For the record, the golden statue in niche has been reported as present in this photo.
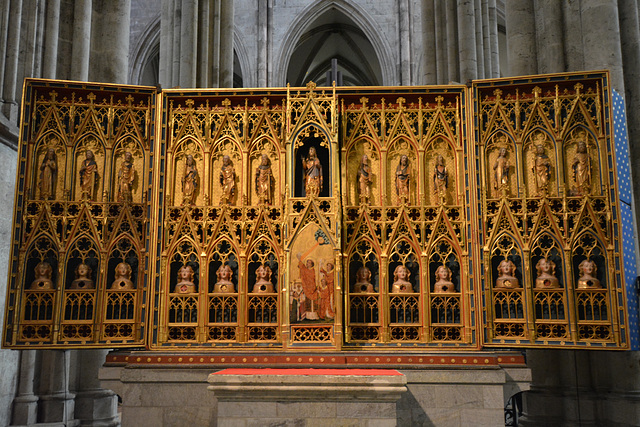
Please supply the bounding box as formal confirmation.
[213,264,235,293]
[534,258,560,289]
[395,154,411,203]
[493,147,510,195]
[433,265,455,293]
[79,150,98,200]
[577,259,602,289]
[255,154,274,204]
[494,259,519,289]
[303,146,323,197]
[39,148,57,200]
[433,155,448,202]
[174,265,196,293]
[116,151,136,203]
[532,141,551,196]
[571,139,591,196]
[391,265,413,293]
[69,263,95,289]
[219,155,236,205]
[356,155,372,204]
[30,262,55,290]
[252,264,274,293]
[181,154,198,205]
[111,262,135,290]
[354,266,374,293]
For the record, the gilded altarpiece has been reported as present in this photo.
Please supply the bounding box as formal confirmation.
[3,72,631,350]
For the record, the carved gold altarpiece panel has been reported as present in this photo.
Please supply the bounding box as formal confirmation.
[2,72,631,350]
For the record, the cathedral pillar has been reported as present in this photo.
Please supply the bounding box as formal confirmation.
[38,350,75,423]
[257,0,268,87]
[180,0,198,88]
[11,350,38,425]
[159,0,174,87]
[90,0,131,84]
[457,0,477,81]
[433,0,447,84]
[219,0,234,88]
[41,0,60,79]
[70,0,92,81]
[420,0,437,85]
[474,0,485,78]
[504,0,537,76]
[74,349,118,426]
[533,0,564,74]
[197,0,211,87]
[487,0,499,77]
[1,0,23,122]
[399,0,411,85]
[444,0,458,83]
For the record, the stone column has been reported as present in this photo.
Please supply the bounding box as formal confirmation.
[434,0,447,84]
[257,0,268,87]
[474,0,485,78]
[421,0,437,84]
[209,0,221,87]
[399,0,411,85]
[457,0,477,82]
[488,0,499,77]
[74,349,118,426]
[179,0,197,88]
[481,0,491,77]
[11,350,38,425]
[41,0,60,79]
[562,1,584,71]
[159,0,174,87]
[1,0,23,122]
[219,0,234,88]
[505,0,537,76]
[445,0,458,82]
[90,0,131,84]
[38,350,75,423]
[0,0,11,92]
[197,0,210,88]
[70,0,91,81]
[534,0,564,74]
[172,0,182,87]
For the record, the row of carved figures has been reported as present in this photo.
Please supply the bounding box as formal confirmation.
[173,264,274,294]
[29,261,135,290]
[494,258,602,289]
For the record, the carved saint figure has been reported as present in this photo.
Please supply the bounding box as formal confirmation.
[116,151,136,203]
[318,260,335,319]
[493,147,509,193]
[534,258,560,289]
[494,259,519,289]
[354,266,374,293]
[395,155,410,203]
[577,259,602,289]
[391,265,413,293]
[39,148,57,200]
[356,155,372,203]
[181,155,198,205]
[174,265,196,293]
[303,146,323,197]
[252,264,274,293]
[255,154,274,204]
[69,263,95,289]
[532,144,551,196]
[111,262,135,290]
[571,140,591,196]
[434,265,455,293]
[297,253,319,320]
[433,155,448,198]
[219,155,236,205]
[30,261,55,290]
[79,150,98,200]
[213,264,235,293]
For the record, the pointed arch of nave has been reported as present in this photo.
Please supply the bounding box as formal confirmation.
[129,14,161,86]
[274,0,394,86]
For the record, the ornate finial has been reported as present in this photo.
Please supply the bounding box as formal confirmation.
[261,97,270,108]
[185,99,195,108]
[222,98,232,108]
[532,86,542,98]
[397,97,406,108]
[435,95,444,106]
[360,97,368,108]
[126,95,134,105]
[306,81,317,91]
[493,89,502,100]
[49,91,58,102]
[87,92,96,103]
[574,82,583,95]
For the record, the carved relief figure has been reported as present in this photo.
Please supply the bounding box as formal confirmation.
[252,264,274,293]
[534,258,560,289]
[391,265,413,293]
[356,155,372,203]
[296,253,319,320]
[69,263,95,289]
[219,155,236,205]
[571,140,591,196]
[318,260,335,320]
[79,150,98,200]
[433,155,448,199]
[433,265,455,293]
[395,155,410,203]
[116,151,136,203]
[181,154,198,205]
[111,262,135,290]
[354,266,374,293]
[255,154,274,204]
[532,144,551,195]
[577,259,602,289]
[493,147,509,194]
[213,264,235,293]
[303,146,323,197]
[494,259,519,288]
[30,261,55,290]
[39,148,57,200]
[174,265,196,293]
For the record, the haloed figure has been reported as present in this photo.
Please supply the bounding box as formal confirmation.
[395,155,410,203]
[303,147,323,197]
[357,155,372,203]
[255,154,274,204]
[182,155,198,205]
[40,148,57,200]
[79,150,98,200]
[117,151,136,203]
[220,155,236,205]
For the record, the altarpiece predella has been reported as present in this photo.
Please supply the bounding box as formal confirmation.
[2,72,633,351]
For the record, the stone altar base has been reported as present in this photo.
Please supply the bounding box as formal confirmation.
[99,351,530,427]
